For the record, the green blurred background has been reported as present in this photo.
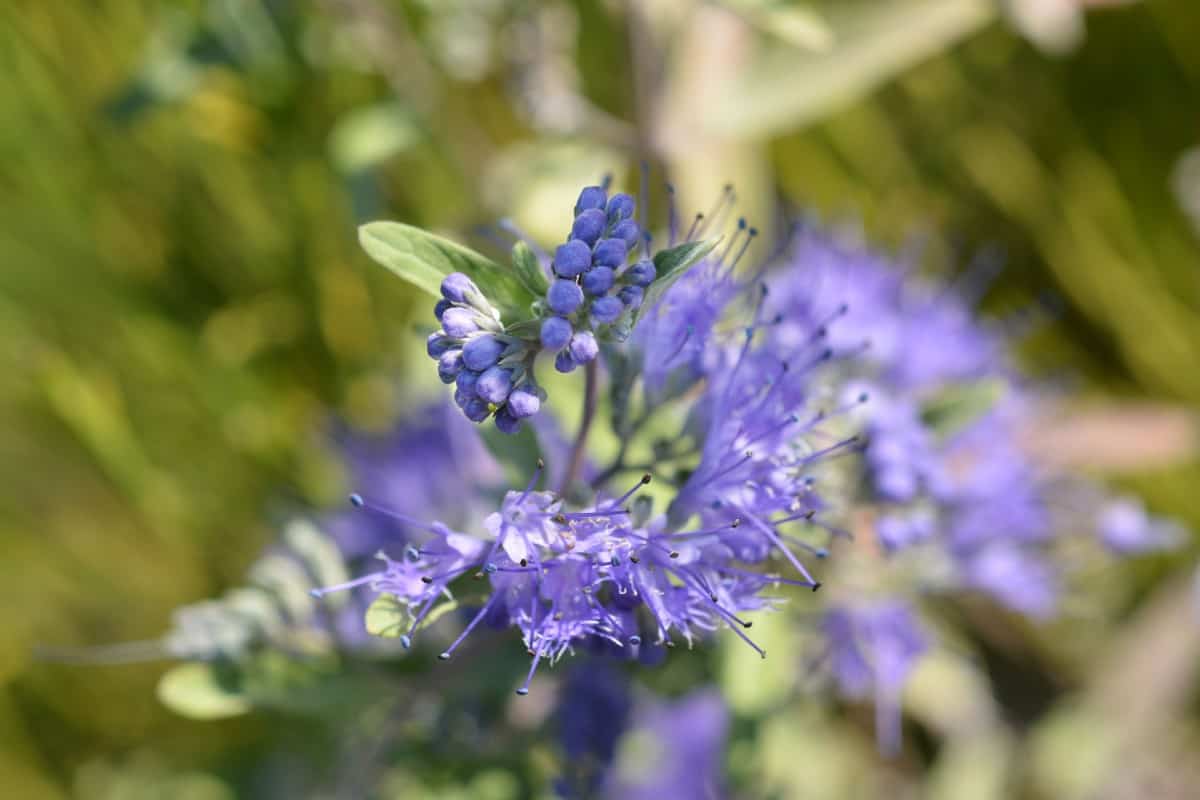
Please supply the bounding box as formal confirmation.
[2,0,1199,797]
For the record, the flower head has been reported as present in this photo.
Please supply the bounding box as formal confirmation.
[821,600,927,755]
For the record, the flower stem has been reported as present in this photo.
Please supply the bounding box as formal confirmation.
[560,359,598,494]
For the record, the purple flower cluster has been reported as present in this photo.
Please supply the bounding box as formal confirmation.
[603,688,729,800]
[315,450,831,689]
[322,183,1188,770]
[765,225,1179,619]
[552,663,729,799]
[427,273,544,433]
[327,401,501,560]
[821,600,927,756]
[633,255,741,401]
[541,186,656,372]
[666,288,867,590]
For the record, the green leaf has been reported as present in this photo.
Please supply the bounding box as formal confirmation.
[365,593,475,639]
[511,241,549,296]
[364,592,410,638]
[921,377,1006,438]
[358,222,534,320]
[157,663,252,720]
[329,103,420,175]
[635,237,721,324]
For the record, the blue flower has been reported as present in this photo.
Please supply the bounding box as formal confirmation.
[426,273,545,433]
[535,185,651,369]
[821,600,927,755]
[554,660,632,799]
[605,689,728,800]
[548,279,585,315]
[1096,497,1182,555]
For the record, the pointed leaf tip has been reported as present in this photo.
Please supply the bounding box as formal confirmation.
[358,221,535,319]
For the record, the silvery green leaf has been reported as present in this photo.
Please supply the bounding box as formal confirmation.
[634,237,721,325]
[364,593,410,638]
[282,519,350,608]
[364,593,472,639]
[358,222,535,320]
[157,663,251,720]
[248,553,315,623]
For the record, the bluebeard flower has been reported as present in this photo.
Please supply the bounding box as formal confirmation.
[958,539,1060,619]
[766,224,1001,392]
[821,600,927,756]
[605,688,729,800]
[314,450,820,686]
[534,185,655,370]
[1096,497,1183,555]
[554,660,633,799]
[327,401,501,560]
[667,297,866,591]
[762,227,1082,617]
[426,273,547,433]
[633,255,740,401]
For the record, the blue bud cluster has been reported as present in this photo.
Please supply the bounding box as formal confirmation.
[427,273,544,433]
[540,186,658,373]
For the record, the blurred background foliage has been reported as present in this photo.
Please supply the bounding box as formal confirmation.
[1,0,1198,797]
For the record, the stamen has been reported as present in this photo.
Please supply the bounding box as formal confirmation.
[666,183,679,246]
[801,435,862,465]
[661,324,695,368]
[741,512,817,584]
[518,459,545,503]
[730,226,759,272]
[717,218,748,267]
[516,644,545,695]
[607,473,652,509]
[309,573,377,599]
[438,595,499,660]
[348,493,441,534]
[695,184,735,239]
